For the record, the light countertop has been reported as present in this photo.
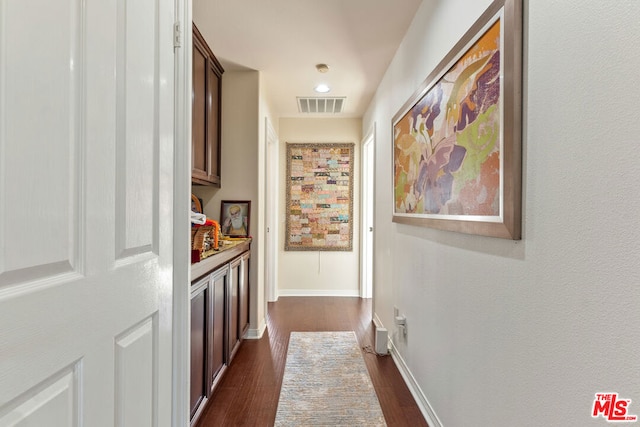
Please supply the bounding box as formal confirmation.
[190,238,251,282]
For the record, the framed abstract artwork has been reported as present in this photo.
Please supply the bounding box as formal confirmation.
[392,0,523,239]
[285,143,354,251]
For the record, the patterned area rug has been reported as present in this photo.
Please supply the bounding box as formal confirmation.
[275,331,387,426]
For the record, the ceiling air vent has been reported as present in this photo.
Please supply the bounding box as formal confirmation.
[297,97,345,114]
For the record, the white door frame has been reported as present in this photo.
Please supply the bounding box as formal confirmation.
[172,0,192,425]
[265,118,279,302]
[360,124,376,299]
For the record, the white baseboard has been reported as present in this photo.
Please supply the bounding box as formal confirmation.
[244,319,266,340]
[373,312,443,427]
[277,289,360,297]
[388,339,443,427]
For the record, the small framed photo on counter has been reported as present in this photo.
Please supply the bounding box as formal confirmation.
[220,200,251,237]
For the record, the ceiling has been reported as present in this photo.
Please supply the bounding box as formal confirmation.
[192,0,424,119]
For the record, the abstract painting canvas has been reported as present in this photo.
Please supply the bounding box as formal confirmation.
[392,0,522,239]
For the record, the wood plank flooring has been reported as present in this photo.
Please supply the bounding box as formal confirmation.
[194,296,428,427]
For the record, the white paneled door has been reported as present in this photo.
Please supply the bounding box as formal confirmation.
[0,0,176,426]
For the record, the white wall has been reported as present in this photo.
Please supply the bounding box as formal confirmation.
[364,0,640,426]
[278,118,362,296]
[192,71,266,336]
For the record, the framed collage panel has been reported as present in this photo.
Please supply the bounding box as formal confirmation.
[285,143,354,251]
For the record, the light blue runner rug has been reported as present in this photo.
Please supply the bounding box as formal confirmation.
[274,331,387,426]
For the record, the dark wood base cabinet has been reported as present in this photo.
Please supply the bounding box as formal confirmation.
[239,252,250,339]
[189,283,208,420]
[208,267,227,392]
[189,244,250,425]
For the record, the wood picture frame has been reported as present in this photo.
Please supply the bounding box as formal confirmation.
[220,200,251,237]
[392,0,522,239]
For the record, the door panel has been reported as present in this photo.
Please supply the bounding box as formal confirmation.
[0,0,82,286]
[190,279,208,418]
[240,252,250,335]
[206,62,220,179]
[210,267,227,388]
[0,0,175,425]
[0,365,79,426]
[192,39,207,177]
[115,316,156,427]
[115,0,159,258]
[228,258,240,361]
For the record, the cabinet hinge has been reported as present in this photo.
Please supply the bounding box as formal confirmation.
[173,21,182,48]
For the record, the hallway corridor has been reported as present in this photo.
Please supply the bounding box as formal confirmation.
[194,297,428,426]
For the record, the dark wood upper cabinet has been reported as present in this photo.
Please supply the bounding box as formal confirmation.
[192,23,223,186]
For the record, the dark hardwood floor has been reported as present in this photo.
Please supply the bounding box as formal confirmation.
[194,296,428,426]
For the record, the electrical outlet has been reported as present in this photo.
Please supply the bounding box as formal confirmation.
[394,313,407,337]
[393,306,399,317]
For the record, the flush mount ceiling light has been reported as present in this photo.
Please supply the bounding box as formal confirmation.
[315,63,330,73]
[314,84,330,93]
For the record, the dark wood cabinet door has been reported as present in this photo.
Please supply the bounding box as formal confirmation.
[192,36,208,182]
[228,258,241,362]
[239,252,250,336]
[209,266,227,394]
[190,279,209,420]
[207,61,221,182]
[192,23,223,186]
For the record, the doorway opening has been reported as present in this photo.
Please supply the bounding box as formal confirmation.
[361,125,375,298]
[265,118,279,302]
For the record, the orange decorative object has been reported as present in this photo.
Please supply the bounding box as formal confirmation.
[210,220,220,250]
